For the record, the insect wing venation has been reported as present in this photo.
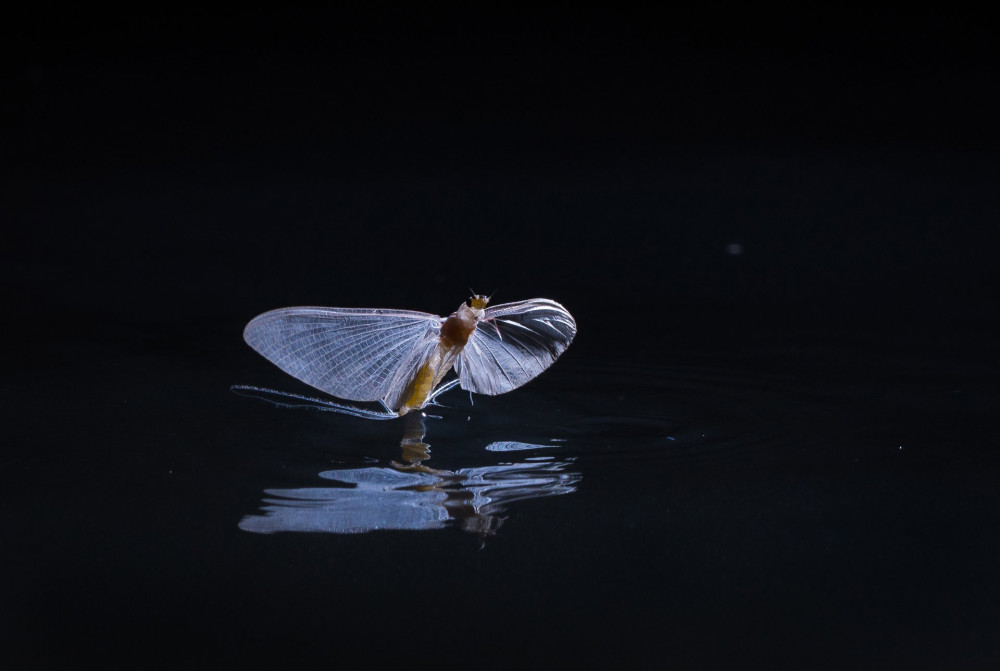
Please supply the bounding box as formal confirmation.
[457,299,576,396]
[243,307,442,402]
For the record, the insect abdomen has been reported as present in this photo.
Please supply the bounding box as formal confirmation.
[398,362,437,415]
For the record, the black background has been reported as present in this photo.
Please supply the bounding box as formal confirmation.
[4,7,997,349]
[3,7,999,669]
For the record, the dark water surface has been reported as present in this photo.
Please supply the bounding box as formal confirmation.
[5,322,998,668]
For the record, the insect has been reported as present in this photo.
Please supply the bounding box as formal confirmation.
[239,295,576,419]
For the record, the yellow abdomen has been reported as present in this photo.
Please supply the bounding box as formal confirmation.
[398,362,437,416]
[396,312,477,416]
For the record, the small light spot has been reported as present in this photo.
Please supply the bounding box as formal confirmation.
[726,243,744,256]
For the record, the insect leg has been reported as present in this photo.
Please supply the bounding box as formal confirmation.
[484,317,503,340]
[426,378,461,405]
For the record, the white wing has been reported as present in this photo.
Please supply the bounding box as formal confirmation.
[456,299,576,396]
[243,307,442,405]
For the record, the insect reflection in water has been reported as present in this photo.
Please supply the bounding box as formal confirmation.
[238,413,582,542]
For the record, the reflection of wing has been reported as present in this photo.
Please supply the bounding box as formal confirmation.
[244,307,441,403]
[238,461,581,535]
[457,299,576,396]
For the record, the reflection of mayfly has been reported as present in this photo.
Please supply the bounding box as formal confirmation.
[238,295,576,419]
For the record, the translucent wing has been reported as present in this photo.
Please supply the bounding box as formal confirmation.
[243,307,442,404]
[456,299,576,396]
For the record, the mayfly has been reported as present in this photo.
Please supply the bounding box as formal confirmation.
[237,295,576,419]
